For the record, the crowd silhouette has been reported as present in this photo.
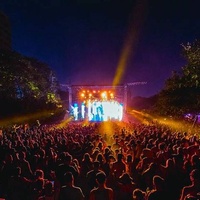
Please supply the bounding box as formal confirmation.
[0,120,200,200]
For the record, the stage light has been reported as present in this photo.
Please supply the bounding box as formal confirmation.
[69,85,125,122]
[101,92,106,99]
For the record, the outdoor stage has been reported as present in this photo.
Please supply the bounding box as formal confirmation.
[62,84,127,122]
[60,82,147,122]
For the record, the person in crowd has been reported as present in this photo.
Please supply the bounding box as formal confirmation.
[95,152,106,170]
[125,154,134,176]
[0,153,15,197]
[30,169,46,200]
[111,153,126,179]
[115,172,136,200]
[89,171,113,200]
[58,172,84,200]
[159,158,179,199]
[190,154,200,171]
[7,166,32,200]
[180,169,200,200]
[80,153,93,177]
[86,160,104,198]
[156,142,168,165]
[17,151,33,179]
[55,152,79,186]
[146,175,169,200]
[132,188,146,200]
[91,148,100,161]
[38,181,58,200]
[103,147,113,163]
[139,162,159,191]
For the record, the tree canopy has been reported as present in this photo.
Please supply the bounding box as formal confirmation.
[154,39,200,117]
[0,50,62,118]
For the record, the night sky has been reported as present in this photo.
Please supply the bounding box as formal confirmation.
[0,0,199,97]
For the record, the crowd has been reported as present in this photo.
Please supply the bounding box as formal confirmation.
[0,119,200,200]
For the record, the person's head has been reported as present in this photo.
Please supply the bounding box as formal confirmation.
[98,142,103,150]
[132,188,146,200]
[96,153,104,163]
[191,154,200,166]
[92,148,100,156]
[118,173,133,185]
[158,142,165,151]
[64,172,74,185]
[153,175,165,190]
[190,169,200,183]
[13,166,21,176]
[73,158,79,167]
[83,153,91,162]
[166,158,174,168]
[44,181,54,195]
[5,153,13,163]
[127,154,132,163]
[18,151,26,160]
[104,147,110,154]
[185,194,198,200]
[60,152,66,161]
[65,154,72,164]
[117,153,123,162]
[96,171,106,185]
[35,169,44,179]
[93,161,100,170]
[183,160,191,171]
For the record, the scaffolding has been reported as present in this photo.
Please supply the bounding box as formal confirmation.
[60,82,147,112]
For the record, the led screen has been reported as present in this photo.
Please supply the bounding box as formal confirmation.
[70,100,123,122]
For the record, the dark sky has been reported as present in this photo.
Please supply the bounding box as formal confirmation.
[0,0,199,97]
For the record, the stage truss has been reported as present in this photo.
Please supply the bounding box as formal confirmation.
[60,82,147,122]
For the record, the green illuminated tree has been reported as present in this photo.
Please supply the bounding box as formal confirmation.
[0,50,61,117]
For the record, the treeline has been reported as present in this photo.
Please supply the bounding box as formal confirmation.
[0,39,199,122]
[0,50,65,121]
[130,39,200,118]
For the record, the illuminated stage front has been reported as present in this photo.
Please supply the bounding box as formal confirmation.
[68,85,126,122]
[72,100,123,122]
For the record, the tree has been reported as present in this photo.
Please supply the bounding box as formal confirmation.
[0,50,62,117]
[154,39,200,117]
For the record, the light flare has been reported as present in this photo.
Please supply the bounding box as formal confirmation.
[113,0,148,86]
[0,110,58,127]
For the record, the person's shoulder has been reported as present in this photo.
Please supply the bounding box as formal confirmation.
[148,191,169,200]
[86,169,93,176]
[73,185,83,191]
[105,187,113,192]
[90,187,98,194]
[68,164,77,171]
[182,184,193,191]
[147,190,164,198]
[38,196,45,200]
[148,189,156,196]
